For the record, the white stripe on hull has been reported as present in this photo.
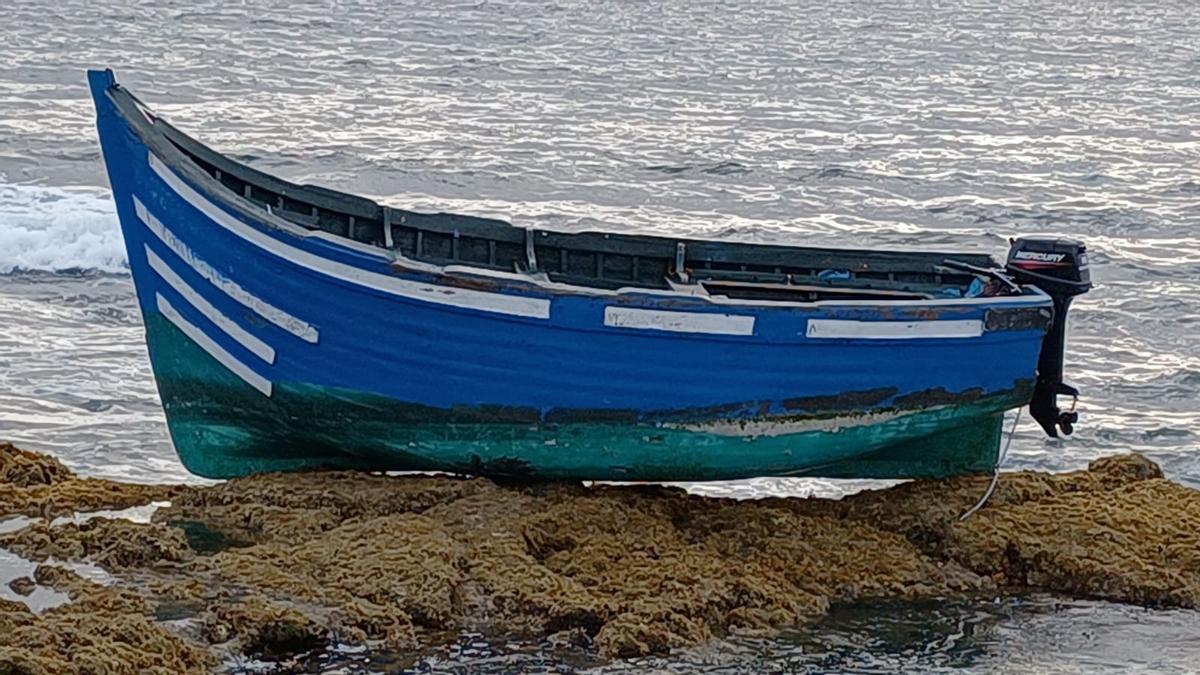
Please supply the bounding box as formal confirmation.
[135,197,320,343]
[308,229,391,259]
[604,307,755,336]
[149,154,552,320]
[145,246,276,364]
[156,293,273,396]
[806,319,983,340]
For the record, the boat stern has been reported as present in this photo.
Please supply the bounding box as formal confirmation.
[1005,237,1093,437]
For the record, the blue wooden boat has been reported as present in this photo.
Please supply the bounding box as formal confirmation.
[87,69,1091,481]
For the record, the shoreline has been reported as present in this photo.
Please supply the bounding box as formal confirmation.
[1,440,1197,672]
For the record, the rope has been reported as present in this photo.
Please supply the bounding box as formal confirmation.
[959,407,1022,521]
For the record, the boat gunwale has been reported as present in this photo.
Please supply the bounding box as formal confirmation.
[98,73,1053,314]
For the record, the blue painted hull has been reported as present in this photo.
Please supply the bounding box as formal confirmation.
[89,70,1052,480]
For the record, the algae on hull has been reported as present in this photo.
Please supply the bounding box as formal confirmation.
[0,440,1197,673]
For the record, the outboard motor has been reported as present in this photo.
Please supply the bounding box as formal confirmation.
[1005,237,1092,437]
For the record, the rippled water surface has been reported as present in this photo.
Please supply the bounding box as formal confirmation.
[1,0,1198,670]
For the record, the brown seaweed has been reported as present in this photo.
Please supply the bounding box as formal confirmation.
[0,565,212,675]
[0,440,1196,672]
[0,441,181,519]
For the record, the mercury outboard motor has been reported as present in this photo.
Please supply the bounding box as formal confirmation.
[1005,237,1092,437]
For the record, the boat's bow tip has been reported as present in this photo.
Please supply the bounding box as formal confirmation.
[87,67,116,81]
[86,69,120,118]
[86,68,117,93]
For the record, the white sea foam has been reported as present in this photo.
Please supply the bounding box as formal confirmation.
[0,183,127,273]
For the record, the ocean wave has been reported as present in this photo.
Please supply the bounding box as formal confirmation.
[0,184,127,274]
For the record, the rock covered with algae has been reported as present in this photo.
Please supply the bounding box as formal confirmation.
[0,440,181,518]
[825,453,1199,607]
[0,565,212,674]
[0,440,1197,672]
[0,518,193,569]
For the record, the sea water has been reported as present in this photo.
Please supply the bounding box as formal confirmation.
[1,0,1198,671]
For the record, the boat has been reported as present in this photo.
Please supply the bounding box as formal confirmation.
[87,69,1092,481]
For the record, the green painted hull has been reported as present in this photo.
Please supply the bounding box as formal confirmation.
[146,312,1010,481]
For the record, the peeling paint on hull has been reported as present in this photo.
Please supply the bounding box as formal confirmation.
[669,407,926,438]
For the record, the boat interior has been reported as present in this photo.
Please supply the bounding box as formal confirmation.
[140,90,1003,303]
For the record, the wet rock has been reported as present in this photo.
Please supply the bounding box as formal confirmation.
[33,564,148,614]
[545,626,592,650]
[0,566,212,675]
[827,453,1199,608]
[0,441,72,487]
[0,518,193,568]
[155,470,492,544]
[0,443,1195,667]
[0,440,181,519]
[947,478,1199,606]
[0,478,180,520]
[594,612,676,659]
[202,597,327,657]
[1088,452,1164,486]
[199,512,453,649]
[7,576,35,597]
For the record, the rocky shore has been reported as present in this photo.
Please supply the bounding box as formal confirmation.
[0,440,1196,673]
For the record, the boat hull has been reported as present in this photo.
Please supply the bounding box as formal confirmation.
[90,69,1050,481]
[147,310,1015,480]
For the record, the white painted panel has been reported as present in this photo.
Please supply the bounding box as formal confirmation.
[806,319,983,340]
[149,154,551,320]
[145,246,276,364]
[135,197,320,343]
[156,293,273,396]
[308,228,392,259]
[604,306,755,336]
